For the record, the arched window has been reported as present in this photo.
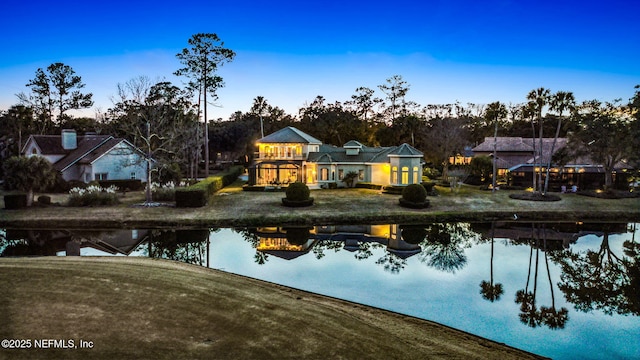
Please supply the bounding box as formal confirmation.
[401,166,409,184]
[392,166,398,184]
[413,166,419,184]
[320,168,329,181]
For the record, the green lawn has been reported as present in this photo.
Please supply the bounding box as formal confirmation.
[0,257,545,360]
[1,180,638,229]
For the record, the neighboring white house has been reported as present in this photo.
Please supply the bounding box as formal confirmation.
[248,126,424,188]
[22,129,151,183]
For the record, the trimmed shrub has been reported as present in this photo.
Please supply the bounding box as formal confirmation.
[37,195,52,205]
[175,188,207,208]
[403,184,428,203]
[399,183,430,208]
[282,182,314,207]
[285,182,310,201]
[4,193,28,209]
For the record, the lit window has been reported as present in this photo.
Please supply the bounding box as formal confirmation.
[392,166,398,184]
[401,167,409,185]
[321,168,329,181]
[413,167,419,184]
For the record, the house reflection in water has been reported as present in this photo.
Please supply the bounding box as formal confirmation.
[481,222,629,250]
[254,225,422,260]
[2,229,149,257]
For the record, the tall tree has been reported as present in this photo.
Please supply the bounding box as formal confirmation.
[17,63,93,131]
[175,33,236,177]
[526,88,551,194]
[0,105,36,159]
[378,75,410,123]
[569,100,636,188]
[544,91,575,194]
[422,116,469,182]
[108,81,200,203]
[484,101,508,192]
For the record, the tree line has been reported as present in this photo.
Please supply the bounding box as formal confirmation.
[1,33,639,188]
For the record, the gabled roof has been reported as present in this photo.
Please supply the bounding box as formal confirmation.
[257,126,322,144]
[473,137,567,153]
[343,140,364,148]
[23,134,148,172]
[53,135,114,171]
[388,143,423,157]
[23,135,67,155]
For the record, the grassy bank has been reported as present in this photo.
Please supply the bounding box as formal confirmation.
[0,257,545,360]
[1,180,639,229]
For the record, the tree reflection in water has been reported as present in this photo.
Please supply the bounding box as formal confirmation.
[514,224,569,329]
[480,222,504,302]
[552,223,639,316]
[143,229,212,266]
[418,223,477,273]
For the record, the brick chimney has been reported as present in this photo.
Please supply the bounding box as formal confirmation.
[61,129,77,150]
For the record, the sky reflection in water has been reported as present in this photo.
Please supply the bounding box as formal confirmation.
[2,222,638,360]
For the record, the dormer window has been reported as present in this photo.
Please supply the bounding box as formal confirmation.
[344,140,364,156]
[31,148,38,155]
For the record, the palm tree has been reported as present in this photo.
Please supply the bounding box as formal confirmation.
[526,88,551,193]
[251,96,269,138]
[484,102,508,192]
[544,91,575,194]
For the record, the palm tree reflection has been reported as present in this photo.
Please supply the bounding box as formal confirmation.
[480,222,504,302]
[514,224,569,329]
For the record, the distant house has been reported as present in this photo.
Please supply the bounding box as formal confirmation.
[248,127,424,188]
[472,137,629,189]
[22,129,151,183]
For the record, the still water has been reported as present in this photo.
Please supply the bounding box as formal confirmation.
[1,222,639,360]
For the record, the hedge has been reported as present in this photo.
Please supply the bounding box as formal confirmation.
[355,182,383,190]
[175,165,243,208]
[175,188,206,207]
[4,193,28,209]
[98,179,143,191]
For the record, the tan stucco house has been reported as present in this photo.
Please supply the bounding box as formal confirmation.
[248,127,424,189]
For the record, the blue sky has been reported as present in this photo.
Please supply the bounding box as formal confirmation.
[1,0,638,120]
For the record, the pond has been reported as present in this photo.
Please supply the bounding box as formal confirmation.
[1,222,639,360]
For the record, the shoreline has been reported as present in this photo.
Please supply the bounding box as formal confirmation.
[1,184,639,229]
[0,257,548,359]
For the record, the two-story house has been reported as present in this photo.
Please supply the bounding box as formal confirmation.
[248,127,424,188]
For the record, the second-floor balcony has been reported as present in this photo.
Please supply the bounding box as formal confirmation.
[255,152,306,161]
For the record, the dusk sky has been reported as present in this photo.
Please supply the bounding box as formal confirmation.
[1,0,639,120]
